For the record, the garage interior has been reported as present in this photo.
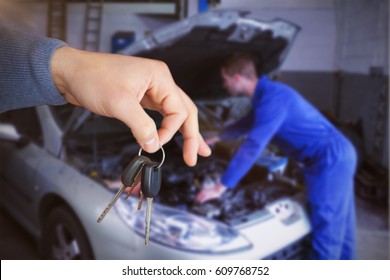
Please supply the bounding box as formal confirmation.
[0,0,388,260]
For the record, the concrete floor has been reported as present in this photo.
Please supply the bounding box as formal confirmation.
[355,196,389,259]
[0,195,388,260]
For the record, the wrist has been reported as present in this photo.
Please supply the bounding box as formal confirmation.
[51,46,79,97]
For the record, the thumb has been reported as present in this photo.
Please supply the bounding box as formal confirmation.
[112,95,160,153]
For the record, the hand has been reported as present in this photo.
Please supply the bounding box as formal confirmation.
[195,182,227,204]
[51,46,211,166]
[125,182,141,197]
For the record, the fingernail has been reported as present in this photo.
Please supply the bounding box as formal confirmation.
[143,137,158,152]
[144,137,156,146]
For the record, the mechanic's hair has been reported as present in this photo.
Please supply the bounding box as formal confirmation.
[222,53,258,79]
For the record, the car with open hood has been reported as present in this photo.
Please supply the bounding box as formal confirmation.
[0,10,310,259]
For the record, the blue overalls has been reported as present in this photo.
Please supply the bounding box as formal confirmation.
[219,76,357,259]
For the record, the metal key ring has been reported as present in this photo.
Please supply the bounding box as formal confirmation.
[138,145,165,169]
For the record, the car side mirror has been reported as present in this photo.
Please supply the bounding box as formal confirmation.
[0,123,22,142]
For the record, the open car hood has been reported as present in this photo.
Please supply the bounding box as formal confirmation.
[120,10,300,99]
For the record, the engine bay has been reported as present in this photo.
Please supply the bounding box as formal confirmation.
[58,102,302,225]
[70,136,300,225]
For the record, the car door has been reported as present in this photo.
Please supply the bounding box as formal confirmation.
[0,107,47,233]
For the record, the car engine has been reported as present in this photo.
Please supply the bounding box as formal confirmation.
[157,154,299,225]
[75,137,300,225]
[63,104,302,225]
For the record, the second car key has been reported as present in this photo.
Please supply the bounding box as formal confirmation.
[141,161,162,245]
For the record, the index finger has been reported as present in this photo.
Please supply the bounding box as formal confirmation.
[176,88,202,166]
[155,85,188,146]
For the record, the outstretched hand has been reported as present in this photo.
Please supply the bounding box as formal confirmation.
[51,46,211,166]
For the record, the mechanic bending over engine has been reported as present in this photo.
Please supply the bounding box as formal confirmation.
[195,53,357,260]
[0,24,211,166]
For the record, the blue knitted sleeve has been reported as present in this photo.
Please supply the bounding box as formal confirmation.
[0,25,67,113]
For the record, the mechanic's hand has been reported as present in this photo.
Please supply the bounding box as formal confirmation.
[195,182,227,204]
[51,46,211,166]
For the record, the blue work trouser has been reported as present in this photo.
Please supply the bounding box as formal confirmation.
[304,135,357,259]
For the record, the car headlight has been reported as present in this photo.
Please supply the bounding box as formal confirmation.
[116,197,252,254]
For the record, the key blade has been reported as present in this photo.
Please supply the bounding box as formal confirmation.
[97,184,126,223]
[145,197,153,246]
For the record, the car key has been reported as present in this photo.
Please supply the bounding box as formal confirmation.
[97,155,151,223]
[141,162,162,245]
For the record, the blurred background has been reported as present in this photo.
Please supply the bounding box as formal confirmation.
[0,0,388,260]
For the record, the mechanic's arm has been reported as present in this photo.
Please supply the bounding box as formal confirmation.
[218,110,255,141]
[195,93,288,203]
[205,110,254,146]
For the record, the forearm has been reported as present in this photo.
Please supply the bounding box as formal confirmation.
[221,136,266,188]
[221,103,287,188]
[219,111,254,141]
[0,25,67,113]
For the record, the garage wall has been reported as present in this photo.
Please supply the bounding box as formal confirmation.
[1,2,177,52]
[0,2,47,35]
[335,0,389,168]
[66,3,177,52]
[336,0,389,75]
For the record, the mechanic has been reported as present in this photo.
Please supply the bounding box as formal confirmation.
[0,24,210,166]
[195,53,357,260]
